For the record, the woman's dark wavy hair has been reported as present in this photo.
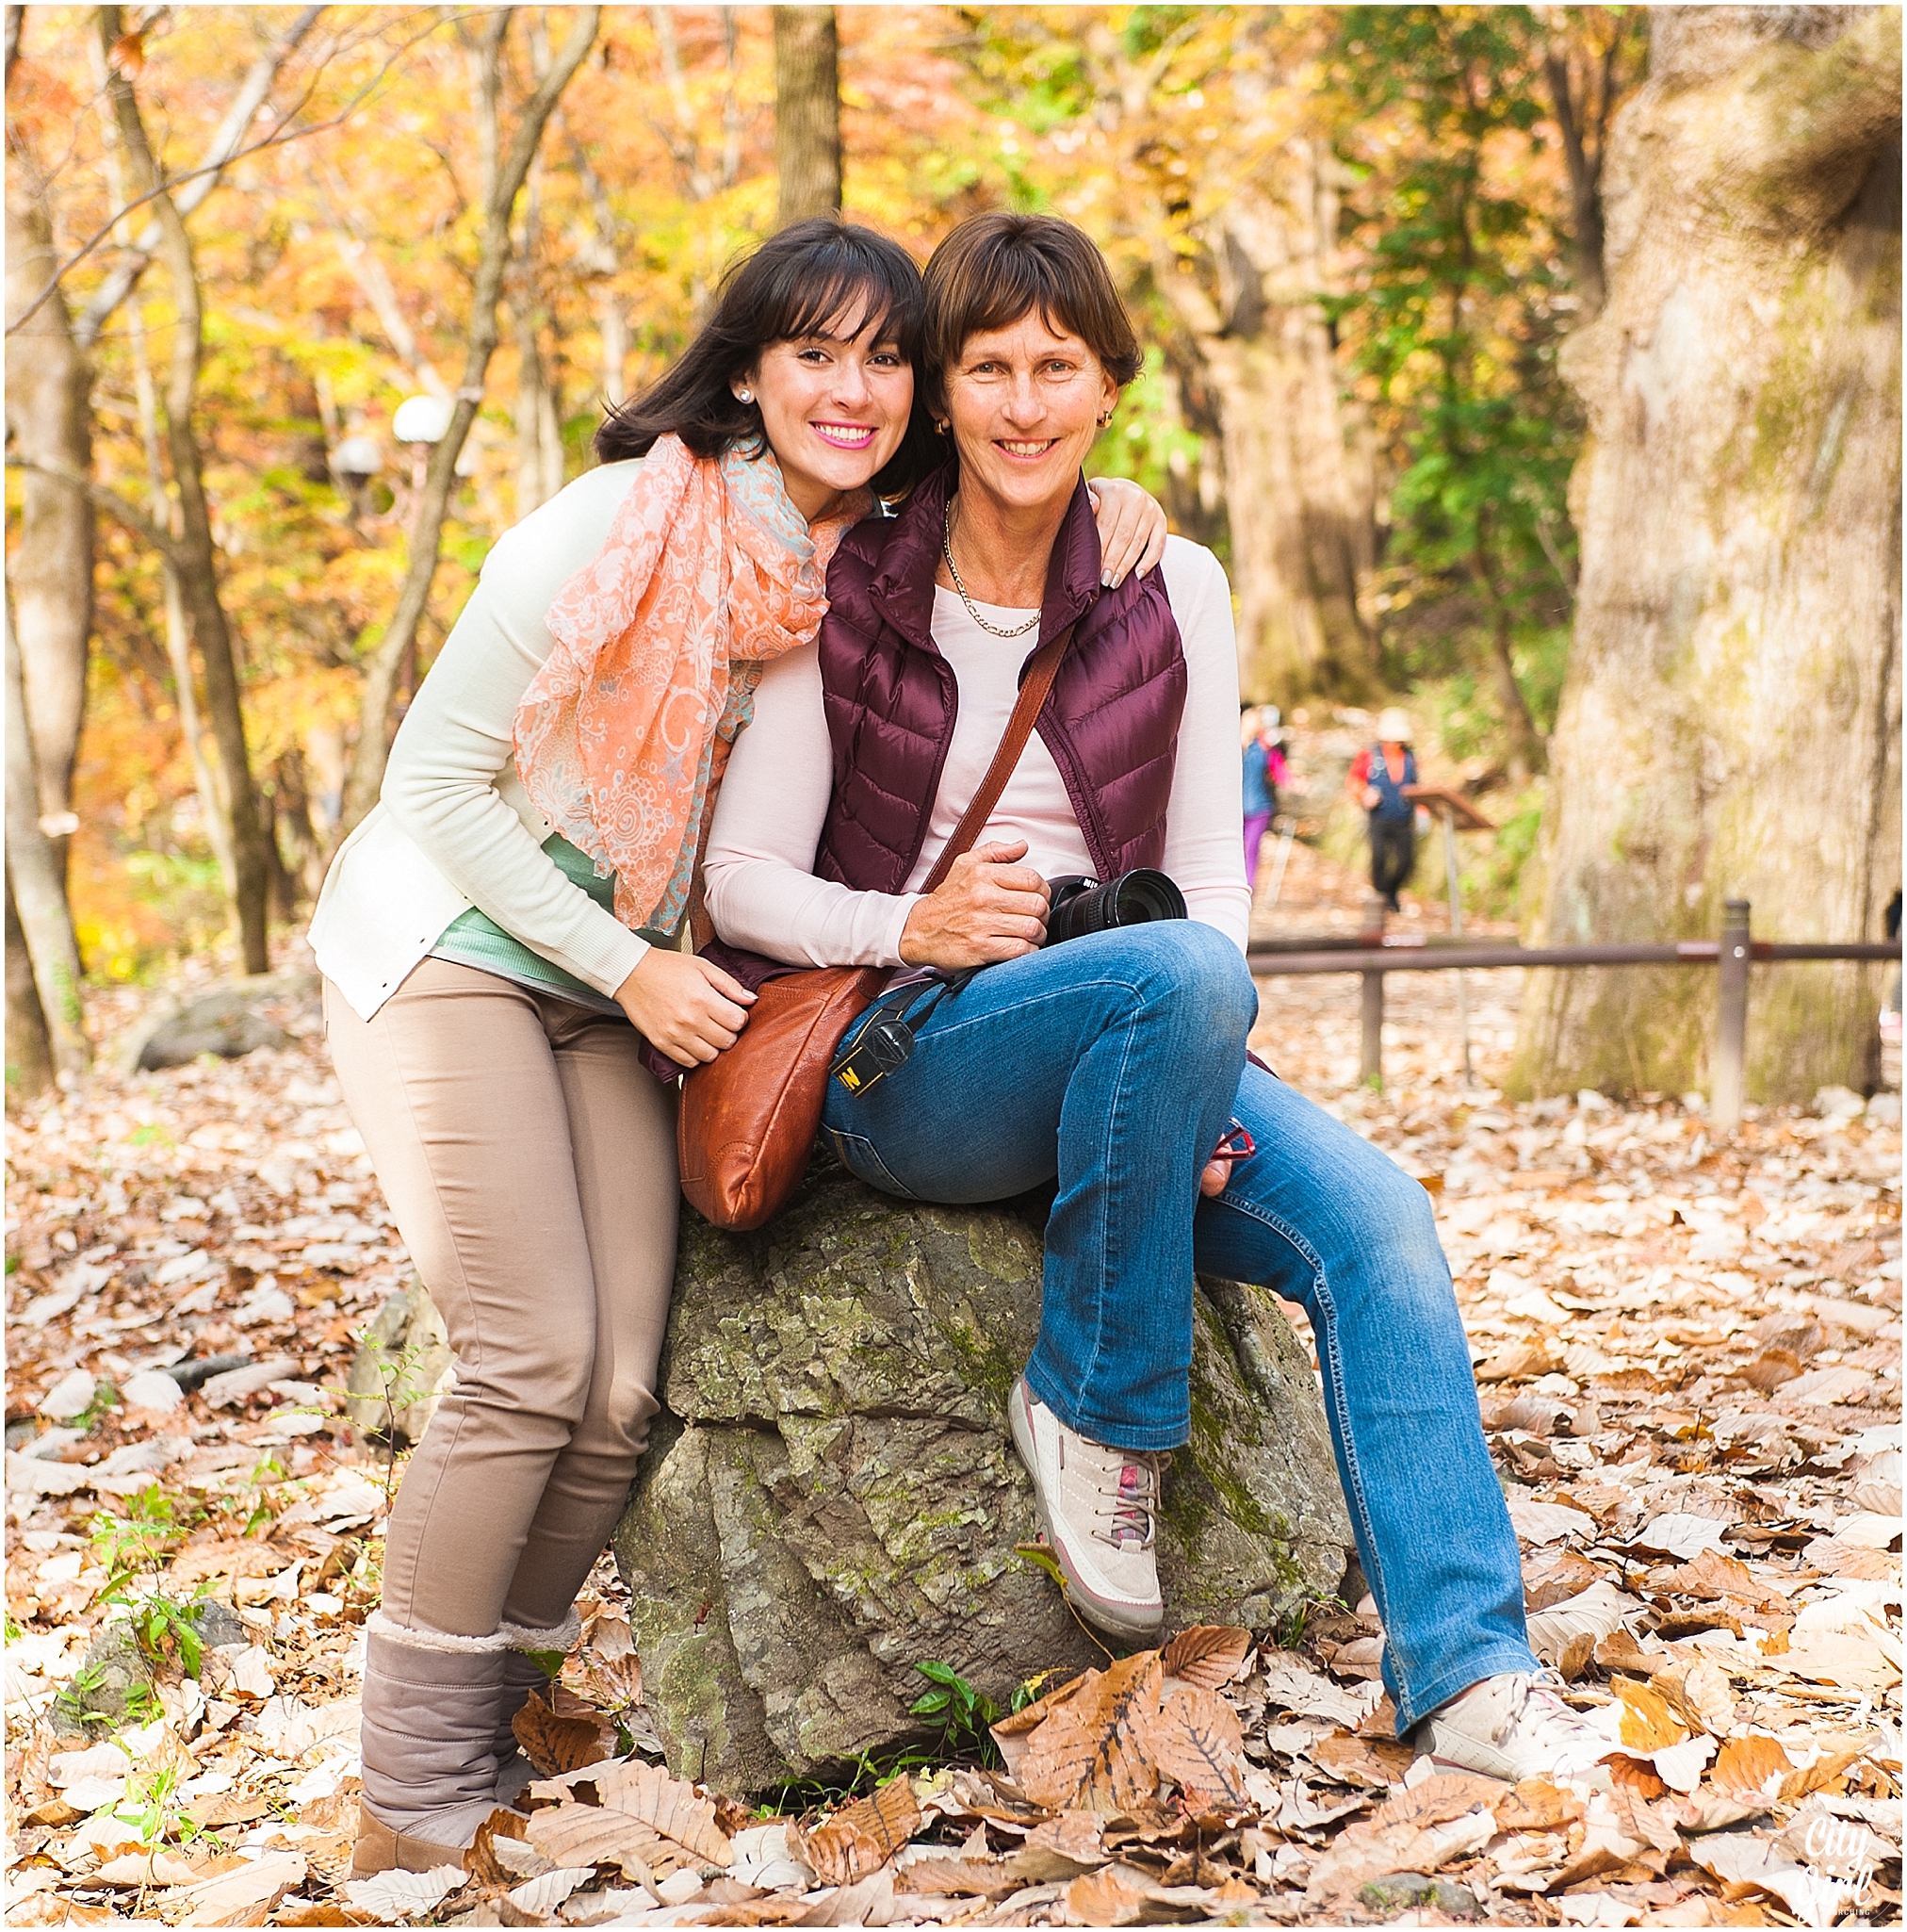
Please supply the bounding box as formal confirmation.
[595,217,940,497]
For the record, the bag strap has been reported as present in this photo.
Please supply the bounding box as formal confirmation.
[918,624,1073,895]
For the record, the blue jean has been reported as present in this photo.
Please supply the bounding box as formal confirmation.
[820,924,1535,1727]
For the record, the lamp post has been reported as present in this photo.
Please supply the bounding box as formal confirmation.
[392,393,453,506]
[331,433,383,523]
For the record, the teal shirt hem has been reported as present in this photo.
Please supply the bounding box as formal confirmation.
[429,833,674,1015]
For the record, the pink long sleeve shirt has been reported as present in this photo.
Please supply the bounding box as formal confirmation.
[702,536,1250,966]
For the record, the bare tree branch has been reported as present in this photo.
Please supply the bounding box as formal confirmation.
[6,455,181,562]
[71,6,325,345]
[8,9,454,341]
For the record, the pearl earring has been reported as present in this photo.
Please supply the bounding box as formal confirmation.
[739,389,753,403]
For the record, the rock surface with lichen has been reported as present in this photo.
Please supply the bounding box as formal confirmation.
[611,1164,1353,1793]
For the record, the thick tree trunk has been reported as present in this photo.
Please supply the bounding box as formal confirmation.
[126,300,235,891]
[1511,8,1902,1104]
[1158,154,1379,707]
[6,873,55,1097]
[773,7,841,228]
[4,185,93,873]
[102,8,272,973]
[340,7,598,835]
[7,605,90,1079]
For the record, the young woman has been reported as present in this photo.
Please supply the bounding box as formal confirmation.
[703,213,1605,1787]
[309,218,1165,1875]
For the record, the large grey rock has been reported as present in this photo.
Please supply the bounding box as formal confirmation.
[346,1277,454,1444]
[52,1602,246,1737]
[612,1167,1353,1794]
[136,984,297,1070]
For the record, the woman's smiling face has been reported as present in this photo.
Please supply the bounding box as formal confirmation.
[942,311,1117,517]
[735,309,914,522]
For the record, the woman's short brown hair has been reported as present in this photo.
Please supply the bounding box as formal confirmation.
[922,213,1143,412]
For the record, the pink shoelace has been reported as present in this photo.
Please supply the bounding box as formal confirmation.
[1098,1455,1162,1548]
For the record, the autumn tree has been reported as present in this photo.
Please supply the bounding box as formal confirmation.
[960,10,1381,707]
[1328,8,1641,778]
[1511,7,1901,1103]
[340,5,599,833]
[774,7,841,229]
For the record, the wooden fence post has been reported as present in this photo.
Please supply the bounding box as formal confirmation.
[1712,899,1752,1131]
[1360,896,1386,1089]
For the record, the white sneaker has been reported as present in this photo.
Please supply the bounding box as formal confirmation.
[1008,1377,1165,1642]
[1413,1668,1610,1783]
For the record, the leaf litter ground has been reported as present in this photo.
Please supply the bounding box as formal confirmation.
[7,853,1900,1927]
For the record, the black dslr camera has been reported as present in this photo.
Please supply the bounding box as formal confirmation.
[831,868,1188,1100]
[1043,868,1186,945]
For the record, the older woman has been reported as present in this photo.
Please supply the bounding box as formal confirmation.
[703,213,1604,1785]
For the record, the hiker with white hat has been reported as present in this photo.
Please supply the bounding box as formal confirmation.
[1347,706,1418,912]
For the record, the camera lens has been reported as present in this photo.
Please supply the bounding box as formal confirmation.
[1043,869,1187,946]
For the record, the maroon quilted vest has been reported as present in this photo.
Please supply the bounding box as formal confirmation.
[813,464,1185,893]
[692,465,1186,1007]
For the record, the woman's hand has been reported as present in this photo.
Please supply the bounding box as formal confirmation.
[899,839,1050,968]
[1086,478,1169,588]
[614,948,756,1067]
[1199,1159,1231,1198]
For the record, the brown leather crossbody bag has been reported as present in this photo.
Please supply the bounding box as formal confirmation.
[677,625,1073,1232]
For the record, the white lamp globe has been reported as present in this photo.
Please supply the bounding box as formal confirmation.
[333,434,383,480]
[393,394,454,446]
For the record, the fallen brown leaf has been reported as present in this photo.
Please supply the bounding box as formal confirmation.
[798,1775,921,1887]
[1740,1349,1803,1391]
[1491,1776,1586,1831]
[464,1807,532,1887]
[1703,1731,1793,1797]
[1158,1625,1251,1691]
[513,1692,613,1777]
[1371,1772,1504,1828]
[1524,1547,1605,1611]
[1061,1861,1161,1926]
[1667,1549,1790,1612]
[1302,1810,1496,1905]
[1012,1654,1164,1816]
[1308,1729,1414,1791]
[1594,1628,1659,1674]
[1649,1658,1736,1735]
[1605,1754,1669,1798]
[1475,1341,1560,1383]
[1777,1733,1877,1801]
[1613,1678,1687,1751]
[526,1758,733,1882]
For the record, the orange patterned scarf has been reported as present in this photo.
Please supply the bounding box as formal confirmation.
[513,434,869,935]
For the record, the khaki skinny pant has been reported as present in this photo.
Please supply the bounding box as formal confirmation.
[324,959,677,1638]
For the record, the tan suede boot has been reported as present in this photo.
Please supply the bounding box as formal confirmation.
[351,1614,509,1876]
[349,1799,476,1879]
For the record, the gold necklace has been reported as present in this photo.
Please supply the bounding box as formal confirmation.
[941,501,1041,639]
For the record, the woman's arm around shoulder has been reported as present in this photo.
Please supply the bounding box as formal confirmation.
[1159,537,1251,953]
